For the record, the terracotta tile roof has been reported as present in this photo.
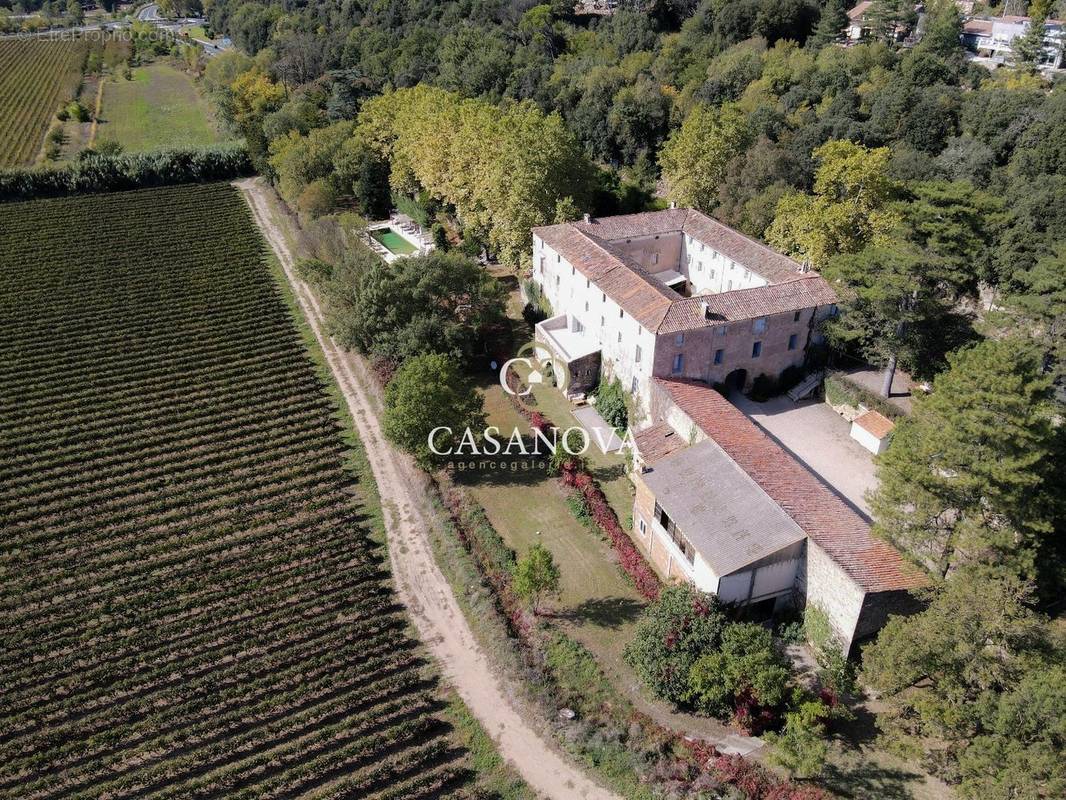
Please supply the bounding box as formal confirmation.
[854,410,895,439]
[654,378,926,594]
[573,208,690,239]
[532,223,676,329]
[962,18,993,34]
[634,422,688,465]
[680,210,806,284]
[847,1,873,20]
[532,209,826,334]
[658,275,838,334]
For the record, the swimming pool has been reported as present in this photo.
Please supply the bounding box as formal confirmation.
[370,228,417,255]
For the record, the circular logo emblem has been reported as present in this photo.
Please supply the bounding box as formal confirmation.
[499,341,569,403]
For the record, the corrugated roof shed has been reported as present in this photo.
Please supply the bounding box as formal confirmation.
[642,439,807,577]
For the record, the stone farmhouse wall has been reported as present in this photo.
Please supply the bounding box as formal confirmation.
[534,236,658,401]
[650,307,816,391]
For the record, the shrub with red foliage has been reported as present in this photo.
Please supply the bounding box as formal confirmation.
[731,687,779,735]
[370,356,398,385]
[560,462,661,600]
[711,754,830,800]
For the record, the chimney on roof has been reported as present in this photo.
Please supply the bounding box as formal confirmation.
[583,213,591,224]
[701,301,710,319]
[669,200,676,209]
[799,257,811,274]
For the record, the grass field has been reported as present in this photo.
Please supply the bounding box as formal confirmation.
[95,63,220,152]
[0,184,471,799]
[0,38,88,165]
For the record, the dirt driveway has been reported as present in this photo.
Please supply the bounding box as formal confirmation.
[238,178,620,800]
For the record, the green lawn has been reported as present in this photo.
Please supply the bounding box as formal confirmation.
[459,384,646,676]
[95,63,221,152]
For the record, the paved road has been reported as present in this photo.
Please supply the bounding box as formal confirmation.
[136,3,161,21]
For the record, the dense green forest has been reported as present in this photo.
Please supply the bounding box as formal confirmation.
[201,0,1063,384]
[183,1,1066,795]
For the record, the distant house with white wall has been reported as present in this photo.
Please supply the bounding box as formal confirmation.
[633,378,925,653]
[530,208,838,412]
[961,15,1066,68]
[845,1,874,40]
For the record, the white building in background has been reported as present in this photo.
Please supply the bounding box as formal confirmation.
[961,15,1066,68]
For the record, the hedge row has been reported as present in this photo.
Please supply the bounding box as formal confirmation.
[823,371,904,420]
[0,145,254,202]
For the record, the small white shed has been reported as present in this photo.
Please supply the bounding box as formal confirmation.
[850,409,895,455]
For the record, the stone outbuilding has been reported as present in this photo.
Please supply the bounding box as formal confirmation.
[632,377,926,654]
[850,409,895,455]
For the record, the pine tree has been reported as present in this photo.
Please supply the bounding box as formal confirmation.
[810,0,848,48]
[870,338,1056,580]
[1012,0,1050,69]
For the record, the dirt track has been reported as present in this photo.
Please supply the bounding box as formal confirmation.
[237,178,621,800]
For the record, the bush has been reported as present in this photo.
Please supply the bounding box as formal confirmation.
[0,146,254,203]
[95,139,124,157]
[295,257,333,286]
[687,623,791,717]
[522,279,551,319]
[748,373,777,402]
[431,222,448,249]
[521,302,547,327]
[823,372,902,419]
[56,107,70,122]
[594,377,628,431]
[623,584,727,705]
[778,365,804,393]
[764,705,830,780]
[296,178,336,219]
[459,235,483,258]
[66,101,89,123]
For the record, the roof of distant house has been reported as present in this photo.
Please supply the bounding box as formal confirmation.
[854,409,895,439]
[654,377,926,594]
[532,208,836,334]
[962,18,994,34]
[634,422,689,465]
[642,439,807,577]
[847,1,873,20]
